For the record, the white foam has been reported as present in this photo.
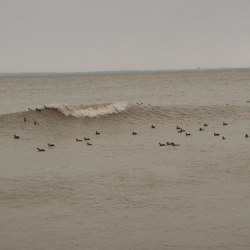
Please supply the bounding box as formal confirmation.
[55,102,127,118]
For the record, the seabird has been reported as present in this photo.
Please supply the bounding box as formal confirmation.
[76,138,82,142]
[214,133,220,136]
[223,122,228,125]
[186,133,191,136]
[204,123,208,127]
[48,143,55,147]
[37,148,45,152]
[36,108,41,112]
[132,132,137,135]
[199,128,204,131]
[159,143,166,146]
[222,136,226,140]
[84,137,90,141]
[96,131,100,135]
[151,125,155,128]
[245,134,249,138]
[87,142,92,146]
[14,134,20,139]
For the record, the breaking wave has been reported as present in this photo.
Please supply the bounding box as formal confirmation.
[1,103,249,133]
[50,102,127,118]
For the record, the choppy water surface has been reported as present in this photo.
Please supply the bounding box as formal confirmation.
[1,69,250,249]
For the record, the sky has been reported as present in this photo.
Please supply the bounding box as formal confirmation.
[0,0,250,73]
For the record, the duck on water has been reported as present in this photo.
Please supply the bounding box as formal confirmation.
[37,148,45,152]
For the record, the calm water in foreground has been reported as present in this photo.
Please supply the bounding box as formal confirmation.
[1,69,250,249]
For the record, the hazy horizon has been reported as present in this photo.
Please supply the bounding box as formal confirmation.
[1,0,249,73]
[1,66,250,75]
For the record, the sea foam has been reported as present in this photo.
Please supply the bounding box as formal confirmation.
[55,102,127,118]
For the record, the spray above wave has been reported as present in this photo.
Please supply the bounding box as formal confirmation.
[54,102,127,118]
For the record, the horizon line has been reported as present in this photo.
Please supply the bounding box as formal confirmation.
[0,67,250,76]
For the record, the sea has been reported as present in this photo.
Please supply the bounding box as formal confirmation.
[0,69,250,250]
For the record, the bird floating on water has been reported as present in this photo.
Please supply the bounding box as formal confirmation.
[37,148,45,152]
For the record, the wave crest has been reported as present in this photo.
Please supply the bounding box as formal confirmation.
[54,102,127,118]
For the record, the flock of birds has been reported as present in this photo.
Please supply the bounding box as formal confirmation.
[75,134,99,146]
[13,106,144,152]
[13,107,106,151]
[13,107,62,151]
[13,105,249,152]
[14,119,100,151]
[157,122,249,147]
[14,121,138,152]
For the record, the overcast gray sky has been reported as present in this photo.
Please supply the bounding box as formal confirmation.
[0,0,249,73]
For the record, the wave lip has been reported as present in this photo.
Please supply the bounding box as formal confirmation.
[55,102,127,118]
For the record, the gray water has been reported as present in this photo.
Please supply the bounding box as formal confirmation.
[1,69,250,249]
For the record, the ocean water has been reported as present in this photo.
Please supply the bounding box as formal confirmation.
[1,69,250,249]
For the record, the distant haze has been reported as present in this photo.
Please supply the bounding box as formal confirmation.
[1,0,249,73]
